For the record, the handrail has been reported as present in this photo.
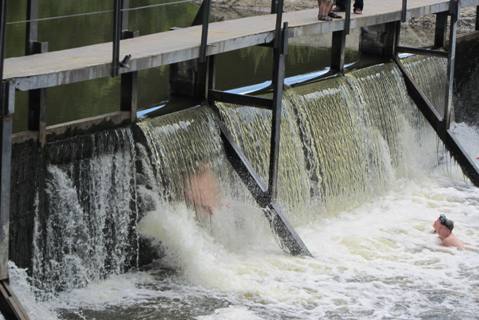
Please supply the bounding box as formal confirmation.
[199,0,211,63]
[401,0,407,22]
[345,0,352,35]
[112,0,122,77]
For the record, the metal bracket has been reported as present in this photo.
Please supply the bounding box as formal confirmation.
[209,90,273,109]
[396,46,448,58]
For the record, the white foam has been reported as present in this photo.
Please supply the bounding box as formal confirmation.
[196,306,265,320]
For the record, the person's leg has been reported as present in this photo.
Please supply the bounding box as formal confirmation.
[353,0,363,13]
[318,0,333,20]
[334,0,346,11]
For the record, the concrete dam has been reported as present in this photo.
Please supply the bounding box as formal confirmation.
[0,0,478,319]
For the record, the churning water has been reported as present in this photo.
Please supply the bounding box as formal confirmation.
[8,58,479,320]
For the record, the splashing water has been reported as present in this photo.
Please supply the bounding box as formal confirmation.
[8,58,479,320]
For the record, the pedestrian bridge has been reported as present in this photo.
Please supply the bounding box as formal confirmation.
[4,0,478,91]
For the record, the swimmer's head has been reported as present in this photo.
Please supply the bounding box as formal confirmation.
[439,214,454,231]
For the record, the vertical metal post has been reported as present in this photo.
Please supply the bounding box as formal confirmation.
[401,0,407,22]
[434,12,448,49]
[344,0,351,35]
[383,21,400,59]
[331,31,346,72]
[331,0,351,73]
[0,82,13,281]
[112,0,123,77]
[0,0,8,283]
[197,0,211,100]
[120,31,138,123]
[206,55,216,100]
[444,0,458,129]
[26,0,48,145]
[268,0,286,202]
[271,0,278,13]
[476,6,478,31]
[199,0,210,64]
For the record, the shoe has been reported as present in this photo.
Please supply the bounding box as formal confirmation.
[318,14,333,21]
[328,12,342,19]
[353,8,362,14]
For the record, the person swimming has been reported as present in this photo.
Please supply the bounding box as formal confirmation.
[432,214,464,249]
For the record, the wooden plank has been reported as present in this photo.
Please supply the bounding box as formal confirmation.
[4,0,478,91]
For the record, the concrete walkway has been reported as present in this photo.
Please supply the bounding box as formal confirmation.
[4,0,479,91]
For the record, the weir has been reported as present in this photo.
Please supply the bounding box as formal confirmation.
[0,0,478,319]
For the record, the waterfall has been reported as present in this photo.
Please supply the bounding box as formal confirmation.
[33,128,138,296]
[27,56,452,297]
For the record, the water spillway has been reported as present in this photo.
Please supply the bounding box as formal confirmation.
[7,57,479,319]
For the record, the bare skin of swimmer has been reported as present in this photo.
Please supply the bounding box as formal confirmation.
[432,216,465,249]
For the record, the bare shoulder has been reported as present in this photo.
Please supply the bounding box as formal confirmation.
[442,235,465,250]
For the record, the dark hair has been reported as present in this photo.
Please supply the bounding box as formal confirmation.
[439,214,454,231]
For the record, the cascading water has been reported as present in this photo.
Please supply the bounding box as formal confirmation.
[33,128,139,296]
[9,57,479,320]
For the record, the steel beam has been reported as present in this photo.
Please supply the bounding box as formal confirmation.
[330,0,350,73]
[209,90,273,109]
[215,113,311,256]
[0,0,7,283]
[434,12,448,49]
[344,0,352,35]
[27,43,48,146]
[217,120,269,197]
[395,58,479,187]
[268,15,286,201]
[384,21,400,59]
[0,82,29,320]
[401,0,408,22]
[444,0,458,129]
[120,31,138,123]
[112,0,123,77]
[397,46,448,58]
[0,82,13,282]
[271,0,278,14]
[331,31,346,73]
[199,0,210,64]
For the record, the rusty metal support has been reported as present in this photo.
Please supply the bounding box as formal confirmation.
[434,12,448,49]
[444,0,458,129]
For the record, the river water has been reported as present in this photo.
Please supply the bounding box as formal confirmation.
[3,2,479,320]
[7,58,479,320]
